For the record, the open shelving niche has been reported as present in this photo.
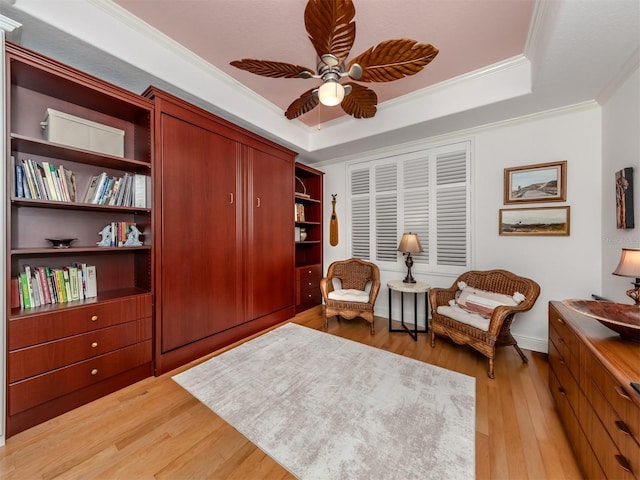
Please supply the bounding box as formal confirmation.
[7,44,153,318]
[294,163,324,313]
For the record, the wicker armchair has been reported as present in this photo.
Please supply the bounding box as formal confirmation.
[320,258,381,334]
[429,269,540,378]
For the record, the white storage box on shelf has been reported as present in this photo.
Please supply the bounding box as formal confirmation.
[40,108,125,157]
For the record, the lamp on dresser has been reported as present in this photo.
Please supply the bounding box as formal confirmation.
[612,247,640,304]
[397,233,423,283]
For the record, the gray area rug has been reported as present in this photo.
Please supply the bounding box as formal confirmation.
[173,323,475,479]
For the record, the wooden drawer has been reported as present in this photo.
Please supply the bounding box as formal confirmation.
[296,264,322,283]
[8,343,148,415]
[582,373,640,478]
[548,339,580,419]
[579,388,637,480]
[297,285,321,306]
[8,317,151,383]
[9,295,152,350]
[549,308,580,379]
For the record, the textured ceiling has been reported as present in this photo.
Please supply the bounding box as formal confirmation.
[2,0,639,163]
[112,0,535,126]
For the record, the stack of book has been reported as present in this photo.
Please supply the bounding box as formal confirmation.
[14,157,77,202]
[295,203,305,222]
[13,263,97,309]
[83,172,150,207]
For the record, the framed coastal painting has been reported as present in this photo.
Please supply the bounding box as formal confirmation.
[504,161,567,204]
[499,206,570,236]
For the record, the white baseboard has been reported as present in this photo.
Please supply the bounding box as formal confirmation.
[513,333,548,354]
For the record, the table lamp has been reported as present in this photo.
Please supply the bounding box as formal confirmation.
[612,248,640,304]
[398,233,423,283]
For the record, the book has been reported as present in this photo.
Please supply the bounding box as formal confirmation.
[10,277,20,309]
[42,161,59,201]
[83,174,101,203]
[62,267,73,301]
[45,266,58,304]
[133,174,150,208]
[68,266,80,300]
[53,268,67,303]
[19,272,30,309]
[37,267,52,304]
[61,165,77,201]
[21,158,38,199]
[15,162,24,198]
[84,265,97,298]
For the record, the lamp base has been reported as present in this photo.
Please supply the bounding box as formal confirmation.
[403,253,416,283]
[626,287,640,305]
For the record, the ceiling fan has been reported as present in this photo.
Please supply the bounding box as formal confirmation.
[230,0,439,120]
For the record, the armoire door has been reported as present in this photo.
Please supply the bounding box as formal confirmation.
[246,147,295,320]
[160,114,243,352]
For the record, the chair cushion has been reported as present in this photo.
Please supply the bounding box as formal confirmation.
[455,282,525,318]
[328,289,370,303]
[436,305,490,331]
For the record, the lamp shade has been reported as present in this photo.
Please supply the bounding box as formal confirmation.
[318,80,345,106]
[397,233,423,253]
[613,248,640,278]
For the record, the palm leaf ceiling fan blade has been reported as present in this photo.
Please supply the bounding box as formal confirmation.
[229,59,315,78]
[348,39,439,82]
[304,0,356,65]
[229,0,438,120]
[285,88,320,119]
[341,82,377,118]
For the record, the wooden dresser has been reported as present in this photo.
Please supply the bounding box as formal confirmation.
[548,301,640,479]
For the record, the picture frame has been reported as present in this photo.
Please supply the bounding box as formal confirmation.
[504,161,567,204]
[499,206,570,236]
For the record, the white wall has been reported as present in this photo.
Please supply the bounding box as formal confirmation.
[601,62,640,303]
[319,104,603,353]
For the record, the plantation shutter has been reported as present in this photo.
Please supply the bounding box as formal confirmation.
[436,149,467,266]
[348,140,470,273]
[375,164,398,261]
[350,168,370,260]
[403,156,429,264]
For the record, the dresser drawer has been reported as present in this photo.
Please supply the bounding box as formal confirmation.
[549,309,580,378]
[548,339,580,417]
[8,319,150,383]
[296,264,322,283]
[582,373,640,478]
[297,285,321,306]
[579,389,637,480]
[8,343,147,415]
[9,295,152,350]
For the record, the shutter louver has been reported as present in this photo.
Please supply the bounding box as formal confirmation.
[351,197,370,260]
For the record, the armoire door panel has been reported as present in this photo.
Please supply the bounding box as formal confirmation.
[160,114,242,352]
[247,148,295,320]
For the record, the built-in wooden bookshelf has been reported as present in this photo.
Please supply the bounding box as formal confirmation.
[294,163,324,313]
[4,43,154,437]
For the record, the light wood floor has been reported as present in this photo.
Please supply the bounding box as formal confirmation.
[0,306,582,479]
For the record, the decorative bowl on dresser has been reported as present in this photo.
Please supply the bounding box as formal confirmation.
[548,301,640,479]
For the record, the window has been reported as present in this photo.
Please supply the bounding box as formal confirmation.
[348,141,471,274]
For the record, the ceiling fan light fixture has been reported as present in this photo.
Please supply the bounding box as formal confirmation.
[318,80,345,106]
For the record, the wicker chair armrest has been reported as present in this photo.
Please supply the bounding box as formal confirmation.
[319,277,334,302]
[429,287,458,311]
[368,280,381,304]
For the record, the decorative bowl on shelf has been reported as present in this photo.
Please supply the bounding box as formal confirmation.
[562,299,640,342]
[46,237,77,248]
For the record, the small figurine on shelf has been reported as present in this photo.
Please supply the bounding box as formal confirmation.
[97,225,112,247]
[124,225,143,246]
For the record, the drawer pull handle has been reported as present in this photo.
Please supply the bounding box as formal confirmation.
[91,315,98,322]
[614,454,632,473]
[615,420,632,436]
[308,270,312,274]
[308,282,312,287]
[556,317,565,324]
[615,385,631,401]
[91,368,98,376]
[91,342,98,348]
[559,359,566,366]
[558,386,566,396]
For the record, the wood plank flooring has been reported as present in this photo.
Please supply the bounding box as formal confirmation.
[0,307,582,479]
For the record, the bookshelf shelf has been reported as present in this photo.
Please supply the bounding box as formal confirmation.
[294,163,324,313]
[4,42,154,437]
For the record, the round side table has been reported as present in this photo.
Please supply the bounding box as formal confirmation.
[387,279,430,341]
